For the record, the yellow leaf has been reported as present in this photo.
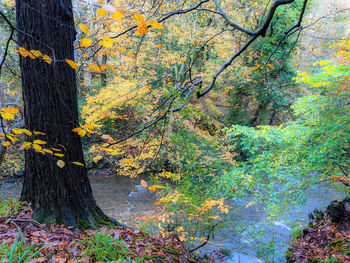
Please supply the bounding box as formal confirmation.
[32,143,42,151]
[33,139,47,145]
[100,147,113,153]
[140,180,148,188]
[78,23,89,33]
[136,23,148,36]
[72,161,85,166]
[88,63,101,73]
[1,112,14,120]
[100,64,107,71]
[65,59,78,70]
[147,20,164,30]
[18,47,30,57]
[123,158,132,164]
[20,142,32,150]
[33,131,46,135]
[93,155,103,163]
[12,129,23,135]
[97,7,109,16]
[7,135,16,143]
[80,38,93,48]
[134,12,145,23]
[51,148,62,151]
[2,141,10,147]
[1,107,19,114]
[43,149,53,154]
[111,10,124,21]
[54,153,64,157]
[42,55,52,64]
[100,38,113,48]
[57,160,65,168]
[20,129,32,136]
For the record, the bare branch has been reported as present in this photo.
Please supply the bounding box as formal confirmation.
[0,28,14,76]
[213,0,255,35]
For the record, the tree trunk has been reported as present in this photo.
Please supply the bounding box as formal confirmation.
[16,0,120,227]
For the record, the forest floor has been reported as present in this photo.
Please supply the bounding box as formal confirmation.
[0,201,222,262]
[288,200,350,262]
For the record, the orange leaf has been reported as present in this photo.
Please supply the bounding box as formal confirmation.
[78,24,89,33]
[148,185,165,192]
[72,127,87,137]
[136,23,148,36]
[2,141,10,147]
[88,63,101,73]
[140,180,148,188]
[93,155,103,163]
[18,47,30,57]
[123,158,132,164]
[65,59,78,70]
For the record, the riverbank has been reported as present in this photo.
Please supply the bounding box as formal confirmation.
[287,198,350,262]
[0,199,200,262]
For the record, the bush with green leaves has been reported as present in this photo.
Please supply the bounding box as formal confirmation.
[220,52,349,217]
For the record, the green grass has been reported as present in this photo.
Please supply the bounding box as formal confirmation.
[0,239,47,263]
[0,198,21,221]
[81,230,142,262]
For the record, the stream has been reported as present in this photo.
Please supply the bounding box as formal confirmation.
[0,173,345,263]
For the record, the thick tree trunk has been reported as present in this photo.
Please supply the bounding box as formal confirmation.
[16,0,120,227]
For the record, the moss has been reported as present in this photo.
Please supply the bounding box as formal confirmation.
[77,219,92,230]
[32,212,56,224]
[143,255,167,260]
[155,245,179,254]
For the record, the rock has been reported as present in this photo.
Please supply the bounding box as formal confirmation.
[135,184,147,192]
[128,185,153,199]
[128,192,140,198]
[326,200,346,223]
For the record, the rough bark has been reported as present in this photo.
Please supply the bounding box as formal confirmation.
[16,0,121,227]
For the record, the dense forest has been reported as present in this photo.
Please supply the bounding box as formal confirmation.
[0,0,349,262]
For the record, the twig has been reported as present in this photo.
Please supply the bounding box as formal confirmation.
[10,218,45,229]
